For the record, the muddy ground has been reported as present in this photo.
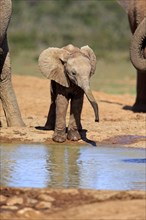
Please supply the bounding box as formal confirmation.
[0,75,146,220]
[0,75,146,147]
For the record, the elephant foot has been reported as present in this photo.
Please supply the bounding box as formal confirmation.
[132,103,146,113]
[67,129,81,141]
[52,130,66,143]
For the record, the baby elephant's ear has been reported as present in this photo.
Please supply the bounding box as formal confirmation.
[81,45,97,77]
[38,47,70,87]
[117,0,129,13]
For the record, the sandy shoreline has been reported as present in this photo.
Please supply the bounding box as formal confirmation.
[0,75,146,148]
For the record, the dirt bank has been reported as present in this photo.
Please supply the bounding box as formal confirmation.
[0,188,145,220]
[0,75,145,147]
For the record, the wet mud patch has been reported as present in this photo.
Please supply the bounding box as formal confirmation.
[101,135,146,146]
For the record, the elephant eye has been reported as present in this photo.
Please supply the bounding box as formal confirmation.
[72,71,76,76]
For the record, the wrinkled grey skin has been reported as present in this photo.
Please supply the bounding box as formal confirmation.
[0,0,25,126]
[118,0,146,112]
[39,44,99,143]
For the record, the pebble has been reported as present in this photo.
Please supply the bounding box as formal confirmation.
[1,205,18,210]
[38,194,55,202]
[0,195,7,203]
[26,198,38,204]
[17,207,40,217]
[17,207,34,214]
[6,196,23,206]
[35,201,52,209]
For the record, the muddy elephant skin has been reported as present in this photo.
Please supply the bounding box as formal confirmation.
[0,0,25,127]
[39,44,99,143]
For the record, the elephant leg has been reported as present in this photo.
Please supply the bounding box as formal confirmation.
[0,37,25,126]
[53,84,69,143]
[132,70,146,112]
[45,81,56,130]
[67,90,84,141]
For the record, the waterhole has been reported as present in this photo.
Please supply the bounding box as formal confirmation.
[0,144,145,190]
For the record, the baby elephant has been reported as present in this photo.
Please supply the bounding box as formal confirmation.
[39,44,99,143]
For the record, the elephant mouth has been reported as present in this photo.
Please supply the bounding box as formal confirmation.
[71,77,78,85]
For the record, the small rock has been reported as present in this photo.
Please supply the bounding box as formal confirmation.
[6,196,23,206]
[38,194,55,202]
[26,198,38,204]
[17,208,34,214]
[35,201,52,209]
[1,205,18,210]
[0,195,7,203]
[17,207,40,217]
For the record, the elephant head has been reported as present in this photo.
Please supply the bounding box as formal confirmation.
[38,44,99,122]
[130,17,146,71]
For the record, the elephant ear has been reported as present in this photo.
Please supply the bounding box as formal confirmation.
[38,47,70,87]
[81,45,97,77]
[117,0,129,13]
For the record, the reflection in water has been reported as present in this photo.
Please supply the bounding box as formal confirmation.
[46,146,80,188]
[0,144,145,190]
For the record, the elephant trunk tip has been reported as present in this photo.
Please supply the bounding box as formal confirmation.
[95,118,99,122]
[84,88,99,123]
[92,101,99,123]
[94,109,99,122]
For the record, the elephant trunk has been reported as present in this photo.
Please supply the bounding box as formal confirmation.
[84,87,99,122]
[130,18,146,71]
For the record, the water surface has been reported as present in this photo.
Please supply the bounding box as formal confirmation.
[0,144,145,190]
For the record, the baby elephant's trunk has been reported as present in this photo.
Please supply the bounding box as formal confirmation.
[84,89,99,122]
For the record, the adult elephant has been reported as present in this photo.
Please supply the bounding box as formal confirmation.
[0,0,25,126]
[118,0,146,112]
